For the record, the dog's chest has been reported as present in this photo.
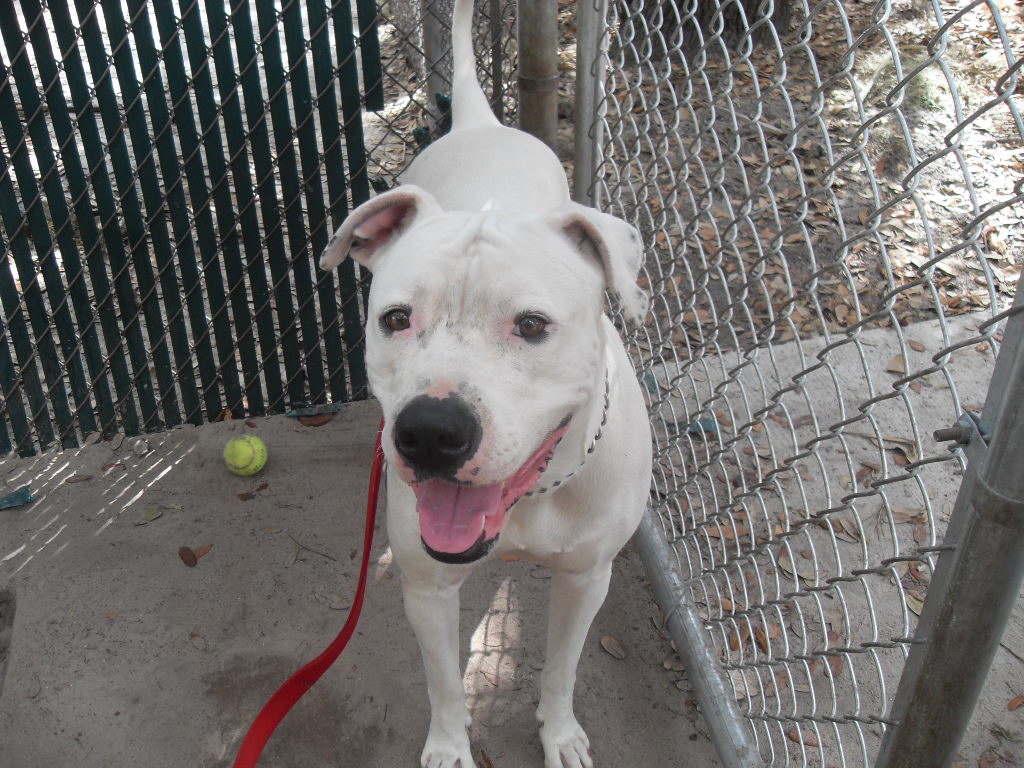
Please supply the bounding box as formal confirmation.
[491,494,588,564]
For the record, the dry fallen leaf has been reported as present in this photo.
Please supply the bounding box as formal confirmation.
[706,522,750,540]
[834,514,862,544]
[178,547,198,567]
[855,464,875,486]
[908,339,926,352]
[891,506,928,524]
[882,435,919,461]
[237,482,269,500]
[134,506,164,526]
[755,627,771,653]
[893,447,912,468]
[824,654,845,678]
[787,727,820,747]
[778,551,817,582]
[298,413,335,427]
[600,635,627,660]
[1007,694,1024,711]
[887,354,907,374]
[194,544,213,560]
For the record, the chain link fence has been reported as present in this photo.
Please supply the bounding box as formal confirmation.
[585,0,1023,765]
[0,0,387,456]
[3,0,1023,765]
[0,0,516,458]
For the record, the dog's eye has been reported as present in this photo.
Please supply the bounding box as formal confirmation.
[381,308,411,333]
[515,314,549,341]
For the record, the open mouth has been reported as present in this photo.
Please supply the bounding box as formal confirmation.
[411,420,570,562]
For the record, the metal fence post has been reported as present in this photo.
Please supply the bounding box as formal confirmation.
[875,288,1024,768]
[423,0,447,123]
[517,0,558,149]
[572,0,606,206]
[634,513,766,767]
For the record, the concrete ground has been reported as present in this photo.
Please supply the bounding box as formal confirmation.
[0,399,718,768]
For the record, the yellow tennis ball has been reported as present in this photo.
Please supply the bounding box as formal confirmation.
[223,435,268,476]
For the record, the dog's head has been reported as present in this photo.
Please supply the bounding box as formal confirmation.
[320,185,647,563]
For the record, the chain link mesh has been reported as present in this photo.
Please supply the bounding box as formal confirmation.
[596,1,1023,765]
[0,0,515,457]
[4,1,1023,763]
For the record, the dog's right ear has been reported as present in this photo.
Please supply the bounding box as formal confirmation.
[319,185,442,272]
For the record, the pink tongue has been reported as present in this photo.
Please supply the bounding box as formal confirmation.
[414,479,505,554]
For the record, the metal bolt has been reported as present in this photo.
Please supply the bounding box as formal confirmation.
[933,424,973,444]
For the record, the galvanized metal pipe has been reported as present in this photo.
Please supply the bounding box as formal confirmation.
[875,289,1024,768]
[633,511,766,768]
[422,0,446,124]
[572,0,607,205]
[489,0,504,123]
[517,0,559,149]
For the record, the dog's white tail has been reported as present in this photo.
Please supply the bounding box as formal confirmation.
[451,0,499,131]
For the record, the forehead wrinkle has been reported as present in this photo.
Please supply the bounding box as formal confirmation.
[443,232,490,329]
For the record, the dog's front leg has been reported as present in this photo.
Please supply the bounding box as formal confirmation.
[536,563,613,768]
[401,574,475,768]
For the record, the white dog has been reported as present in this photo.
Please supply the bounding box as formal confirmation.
[319,2,652,765]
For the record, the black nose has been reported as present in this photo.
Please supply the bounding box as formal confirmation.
[393,395,482,476]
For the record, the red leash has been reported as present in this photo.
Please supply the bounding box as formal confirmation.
[232,419,385,767]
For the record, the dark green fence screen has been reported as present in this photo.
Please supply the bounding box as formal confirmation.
[0,0,382,457]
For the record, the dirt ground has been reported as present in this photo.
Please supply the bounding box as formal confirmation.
[0,399,719,768]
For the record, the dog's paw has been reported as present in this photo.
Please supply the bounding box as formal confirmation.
[538,713,593,768]
[420,725,474,768]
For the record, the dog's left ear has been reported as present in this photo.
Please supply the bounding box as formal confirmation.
[319,185,442,272]
[553,202,649,324]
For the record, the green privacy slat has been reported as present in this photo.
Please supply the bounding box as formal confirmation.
[0,15,86,450]
[355,0,384,111]
[231,1,304,411]
[282,0,347,405]
[334,6,372,211]
[120,0,220,425]
[20,0,112,441]
[0,313,15,454]
[255,0,325,405]
[0,60,71,450]
[151,1,245,419]
[0,235,45,457]
[25,0,117,440]
[321,0,370,397]
[205,0,281,415]
[329,0,370,398]
[50,0,140,440]
[1,0,378,454]
[76,0,164,434]
[179,1,264,417]
[307,0,350,403]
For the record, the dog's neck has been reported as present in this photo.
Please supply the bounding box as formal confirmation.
[525,366,610,498]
